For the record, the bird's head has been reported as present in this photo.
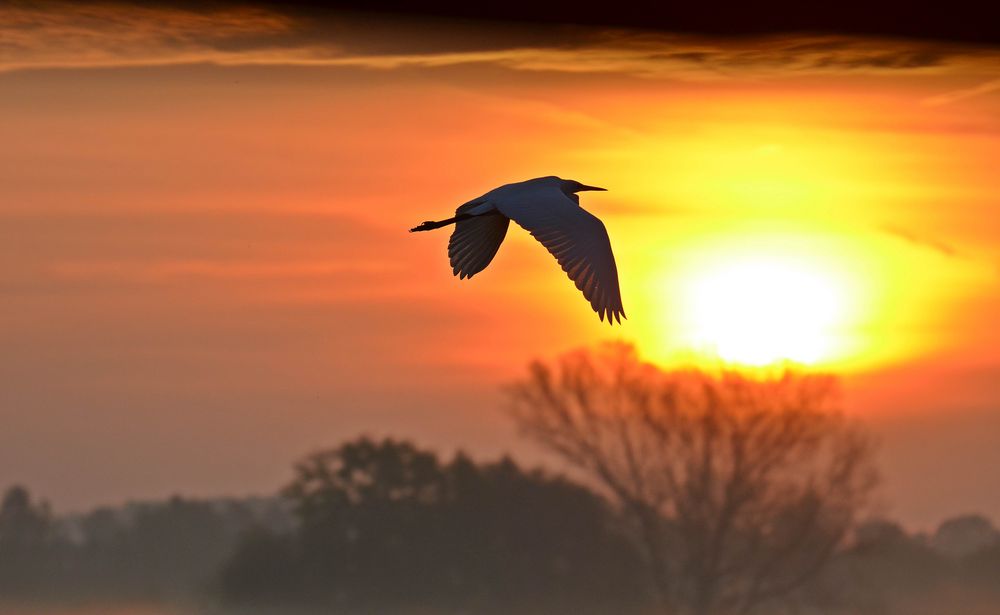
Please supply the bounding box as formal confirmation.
[559,178,607,193]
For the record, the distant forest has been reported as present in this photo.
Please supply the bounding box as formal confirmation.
[1,437,999,614]
[3,348,999,614]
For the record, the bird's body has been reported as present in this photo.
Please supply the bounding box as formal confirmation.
[411,176,625,324]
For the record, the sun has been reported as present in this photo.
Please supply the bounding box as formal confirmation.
[679,257,850,367]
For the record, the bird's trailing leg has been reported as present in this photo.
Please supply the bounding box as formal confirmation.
[409,213,473,232]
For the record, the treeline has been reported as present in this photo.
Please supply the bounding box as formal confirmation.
[2,437,1000,614]
[0,485,290,602]
[0,438,649,613]
[825,515,1000,613]
[220,438,648,612]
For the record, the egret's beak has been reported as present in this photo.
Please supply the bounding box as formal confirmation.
[577,184,607,192]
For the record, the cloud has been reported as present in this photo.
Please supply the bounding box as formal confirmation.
[0,2,296,68]
[923,78,1000,106]
[0,209,412,299]
[880,224,964,259]
[46,259,402,283]
[3,2,997,79]
[305,39,950,79]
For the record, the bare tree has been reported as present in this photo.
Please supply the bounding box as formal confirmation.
[507,343,877,615]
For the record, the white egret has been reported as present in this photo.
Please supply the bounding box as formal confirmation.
[411,176,625,324]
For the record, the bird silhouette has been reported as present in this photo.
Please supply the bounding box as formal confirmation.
[410,176,625,324]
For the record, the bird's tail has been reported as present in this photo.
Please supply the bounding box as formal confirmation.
[409,214,470,233]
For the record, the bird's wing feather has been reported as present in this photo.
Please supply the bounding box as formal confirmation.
[493,188,625,323]
[448,213,510,279]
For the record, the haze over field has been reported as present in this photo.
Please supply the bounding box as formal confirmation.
[1,2,999,531]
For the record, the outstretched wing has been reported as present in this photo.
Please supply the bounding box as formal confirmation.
[448,209,510,280]
[493,188,625,323]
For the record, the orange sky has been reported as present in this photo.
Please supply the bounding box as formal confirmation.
[1,3,998,527]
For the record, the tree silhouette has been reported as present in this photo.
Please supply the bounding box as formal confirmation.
[931,514,999,558]
[830,517,951,613]
[219,436,649,612]
[508,343,877,615]
[0,485,56,595]
[67,496,261,600]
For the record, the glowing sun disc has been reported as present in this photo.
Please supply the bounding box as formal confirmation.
[680,257,849,366]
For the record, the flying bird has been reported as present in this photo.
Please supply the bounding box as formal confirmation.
[410,176,625,324]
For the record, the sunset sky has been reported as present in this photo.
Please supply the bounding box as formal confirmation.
[1,1,998,527]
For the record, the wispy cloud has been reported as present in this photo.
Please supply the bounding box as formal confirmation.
[301,39,954,79]
[924,78,1000,105]
[0,2,306,71]
[3,2,998,79]
[46,259,402,283]
[881,224,964,259]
